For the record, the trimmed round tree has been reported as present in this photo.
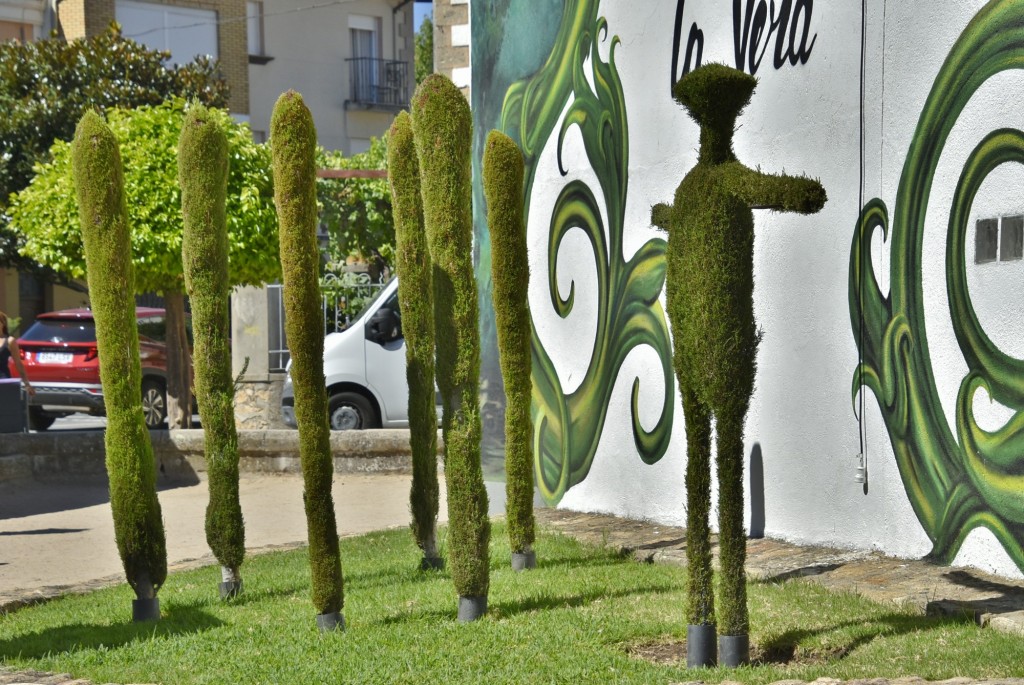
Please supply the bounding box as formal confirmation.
[271,90,345,631]
[388,111,442,571]
[655,63,826,667]
[71,110,167,622]
[411,74,490,621]
[482,130,535,570]
[179,104,246,598]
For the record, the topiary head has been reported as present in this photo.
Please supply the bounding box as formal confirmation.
[673,63,756,127]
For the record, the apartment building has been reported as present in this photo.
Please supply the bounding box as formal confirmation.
[1,0,417,337]
[55,0,416,152]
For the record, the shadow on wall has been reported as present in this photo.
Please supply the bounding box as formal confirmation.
[749,443,764,539]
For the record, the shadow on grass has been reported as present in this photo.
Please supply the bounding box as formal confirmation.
[755,611,972,665]
[378,581,680,626]
[0,604,224,660]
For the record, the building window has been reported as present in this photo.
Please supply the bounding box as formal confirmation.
[0,20,33,42]
[1001,215,1024,262]
[116,0,218,66]
[247,0,266,57]
[976,218,999,264]
[347,14,407,109]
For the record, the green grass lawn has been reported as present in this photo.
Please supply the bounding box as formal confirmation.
[2,523,1022,684]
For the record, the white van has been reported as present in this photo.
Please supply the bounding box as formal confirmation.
[280,277,409,429]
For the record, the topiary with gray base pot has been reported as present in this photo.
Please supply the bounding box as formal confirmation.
[271,90,345,632]
[179,103,246,600]
[653,63,826,668]
[72,110,168,622]
[482,129,537,573]
[411,74,490,621]
[388,110,443,572]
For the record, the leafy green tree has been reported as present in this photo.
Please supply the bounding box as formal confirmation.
[415,16,434,86]
[179,104,246,598]
[9,99,279,428]
[272,90,345,631]
[482,130,535,569]
[388,111,441,570]
[72,110,166,621]
[412,74,490,621]
[654,63,826,667]
[318,139,394,270]
[0,24,228,271]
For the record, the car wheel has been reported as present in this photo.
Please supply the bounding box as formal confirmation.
[141,379,167,429]
[28,407,56,431]
[328,392,377,430]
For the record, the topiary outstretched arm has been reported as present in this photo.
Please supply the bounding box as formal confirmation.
[721,163,827,214]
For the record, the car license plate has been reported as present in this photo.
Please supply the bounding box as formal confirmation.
[37,352,73,364]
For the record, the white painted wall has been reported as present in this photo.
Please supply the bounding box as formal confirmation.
[516,0,1024,578]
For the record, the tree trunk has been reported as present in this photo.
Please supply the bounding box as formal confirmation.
[164,291,192,429]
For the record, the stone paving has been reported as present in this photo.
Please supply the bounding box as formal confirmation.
[535,509,1024,634]
[4,508,1024,684]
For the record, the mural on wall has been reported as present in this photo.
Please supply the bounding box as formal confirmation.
[474,0,676,504]
[850,0,1024,571]
[471,0,563,479]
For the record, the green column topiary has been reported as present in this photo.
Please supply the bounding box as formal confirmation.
[654,63,826,667]
[179,103,246,599]
[271,90,345,631]
[72,110,167,622]
[411,74,490,621]
[388,110,442,571]
[482,129,536,571]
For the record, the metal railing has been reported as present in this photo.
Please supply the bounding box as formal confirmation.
[267,274,388,372]
[346,57,409,109]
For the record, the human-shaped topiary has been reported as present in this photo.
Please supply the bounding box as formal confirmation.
[653,63,826,667]
[483,129,536,570]
[411,74,490,621]
[72,110,167,622]
[179,104,246,599]
[271,91,345,631]
[388,110,442,571]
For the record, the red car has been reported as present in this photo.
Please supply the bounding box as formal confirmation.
[9,307,182,431]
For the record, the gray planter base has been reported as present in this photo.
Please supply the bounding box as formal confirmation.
[718,634,749,667]
[457,595,487,622]
[686,623,717,668]
[132,598,160,622]
[316,611,345,632]
[219,580,243,599]
[511,550,536,571]
[420,556,444,571]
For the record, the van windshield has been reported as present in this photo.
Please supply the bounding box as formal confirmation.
[348,278,394,325]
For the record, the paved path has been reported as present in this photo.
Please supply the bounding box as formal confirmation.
[0,473,447,610]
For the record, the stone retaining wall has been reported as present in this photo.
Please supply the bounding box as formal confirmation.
[0,429,439,483]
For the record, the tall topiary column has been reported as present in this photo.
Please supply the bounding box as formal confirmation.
[271,91,345,631]
[72,110,167,622]
[389,111,442,571]
[482,129,536,571]
[411,74,490,621]
[653,63,826,668]
[179,104,246,599]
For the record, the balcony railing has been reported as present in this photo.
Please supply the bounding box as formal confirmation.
[346,57,409,110]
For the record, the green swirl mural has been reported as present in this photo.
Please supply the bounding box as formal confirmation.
[480,0,675,505]
[850,0,1024,571]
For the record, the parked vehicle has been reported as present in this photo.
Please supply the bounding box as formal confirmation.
[281,277,412,430]
[10,307,182,431]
